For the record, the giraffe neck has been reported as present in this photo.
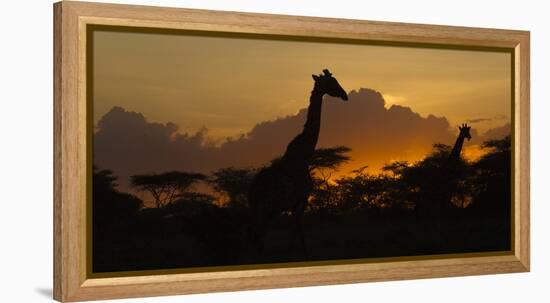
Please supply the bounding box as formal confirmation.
[450,134,465,162]
[302,89,324,147]
[283,89,324,162]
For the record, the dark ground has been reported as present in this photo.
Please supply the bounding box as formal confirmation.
[93,205,510,273]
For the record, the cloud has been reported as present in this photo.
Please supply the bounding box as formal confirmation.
[478,123,511,141]
[461,122,511,161]
[494,114,509,120]
[381,94,408,106]
[94,88,511,193]
[466,115,511,124]
[466,118,492,123]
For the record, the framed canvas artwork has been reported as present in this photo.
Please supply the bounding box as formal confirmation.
[54,1,530,301]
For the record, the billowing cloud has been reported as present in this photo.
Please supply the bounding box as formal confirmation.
[94,88,510,193]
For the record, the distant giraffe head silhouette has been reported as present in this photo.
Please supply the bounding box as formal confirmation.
[449,123,472,163]
[312,69,348,101]
[458,123,472,141]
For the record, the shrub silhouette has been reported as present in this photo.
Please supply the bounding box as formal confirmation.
[92,166,142,272]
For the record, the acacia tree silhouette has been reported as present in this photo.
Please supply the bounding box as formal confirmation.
[130,171,206,208]
[210,167,256,208]
[247,69,348,255]
[308,146,351,215]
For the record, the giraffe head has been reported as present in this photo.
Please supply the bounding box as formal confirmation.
[312,69,348,101]
[459,123,472,141]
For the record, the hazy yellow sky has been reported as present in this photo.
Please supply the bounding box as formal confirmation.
[93,29,511,140]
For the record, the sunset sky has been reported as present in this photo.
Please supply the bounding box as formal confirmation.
[92,28,512,194]
[93,30,511,138]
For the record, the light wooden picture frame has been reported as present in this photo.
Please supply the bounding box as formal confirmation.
[54,1,530,302]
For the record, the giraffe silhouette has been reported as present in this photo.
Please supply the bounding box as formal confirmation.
[445,123,472,207]
[436,123,472,211]
[246,69,348,255]
[414,123,472,218]
[449,123,472,165]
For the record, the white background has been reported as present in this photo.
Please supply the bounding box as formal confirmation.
[0,0,548,302]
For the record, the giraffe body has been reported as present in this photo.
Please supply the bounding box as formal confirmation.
[247,70,347,254]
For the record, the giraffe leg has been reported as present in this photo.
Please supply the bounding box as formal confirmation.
[288,205,308,258]
[295,214,308,257]
[244,204,269,260]
[252,219,268,257]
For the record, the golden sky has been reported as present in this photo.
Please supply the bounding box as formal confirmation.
[93,29,511,140]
